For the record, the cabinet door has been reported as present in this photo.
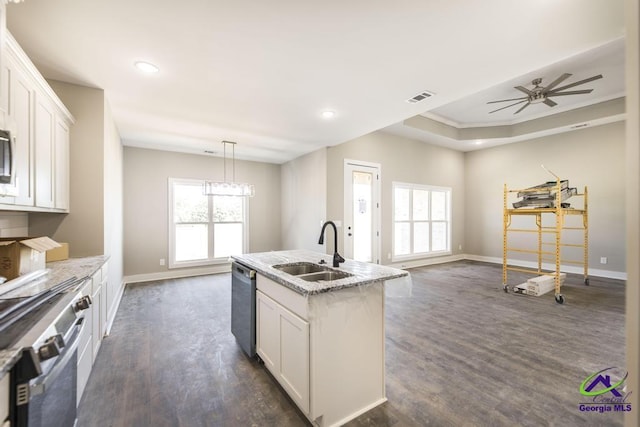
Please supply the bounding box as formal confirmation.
[10,59,35,206]
[256,290,279,372]
[34,95,54,208]
[278,305,310,413]
[54,117,69,210]
[91,285,102,361]
[256,290,310,414]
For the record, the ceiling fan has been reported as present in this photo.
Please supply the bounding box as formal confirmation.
[487,73,603,114]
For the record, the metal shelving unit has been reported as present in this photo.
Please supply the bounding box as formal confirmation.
[502,179,589,304]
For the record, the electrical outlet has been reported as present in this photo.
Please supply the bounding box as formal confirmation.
[458,244,462,251]
[387,252,391,259]
[160,258,166,266]
[600,257,607,264]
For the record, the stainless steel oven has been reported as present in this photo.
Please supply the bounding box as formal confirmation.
[9,290,90,427]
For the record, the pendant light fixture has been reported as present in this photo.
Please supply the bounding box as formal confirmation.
[203,141,255,197]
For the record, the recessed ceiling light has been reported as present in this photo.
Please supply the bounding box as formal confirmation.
[475,140,483,145]
[321,110,335,119]
[134,61,159,73]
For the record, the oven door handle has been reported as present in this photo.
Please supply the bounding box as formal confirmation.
[30,316,85,398]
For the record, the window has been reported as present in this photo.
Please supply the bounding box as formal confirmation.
[392,182,451,260]
[169,178,248,268]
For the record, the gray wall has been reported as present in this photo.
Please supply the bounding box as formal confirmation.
[325,131,466,265]
[123,147,281,277]
[103,98,124,310]
[281,148,327,251]
[464,121,626,275]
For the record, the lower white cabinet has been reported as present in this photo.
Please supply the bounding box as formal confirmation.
[90,270,102,361]
[256,290,310,413]
[76,262,109,405]
[76,279,93,405]
[256,273,386,427]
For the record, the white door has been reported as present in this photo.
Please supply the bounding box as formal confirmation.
[344,160,381,263]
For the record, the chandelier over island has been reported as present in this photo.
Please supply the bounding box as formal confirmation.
[203,141,255,197]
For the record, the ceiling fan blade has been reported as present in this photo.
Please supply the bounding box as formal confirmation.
[513,102,531,114]
[549,74,603,93]
[515,86,535,96]
[488,99,527,114]
[547,89,594,96]
[543,98,557,107]
[487,96,528,104]
[543,73,572,92]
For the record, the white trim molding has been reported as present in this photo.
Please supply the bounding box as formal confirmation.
[465,254,627,281]
[123,263,231,285]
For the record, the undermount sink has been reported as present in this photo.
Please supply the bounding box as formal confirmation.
[299,271,354,282]
[272,262,354,282]
[273,262,330,276]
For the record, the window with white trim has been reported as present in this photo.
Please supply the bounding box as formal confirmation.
[392,182,451,260]
[169,178,248,268]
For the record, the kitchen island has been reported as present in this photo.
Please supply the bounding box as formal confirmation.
[231,250,409,427]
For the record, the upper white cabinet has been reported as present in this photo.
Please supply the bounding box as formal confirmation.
[9,53,35,207]
[0,32,73,213]
[35,94,54,208]
[54,117,70,210]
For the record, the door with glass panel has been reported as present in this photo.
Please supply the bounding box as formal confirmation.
[344,161,381,263]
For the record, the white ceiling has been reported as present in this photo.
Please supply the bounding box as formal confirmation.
[6,0,626,164]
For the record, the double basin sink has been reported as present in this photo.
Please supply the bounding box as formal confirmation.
[272,262,354,282]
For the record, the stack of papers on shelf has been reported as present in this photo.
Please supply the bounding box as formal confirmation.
[512,180,577,209]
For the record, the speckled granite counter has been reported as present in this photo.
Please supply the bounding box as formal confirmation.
[231,250,408,295]
[0,348,22,377]
[0,255,108,379]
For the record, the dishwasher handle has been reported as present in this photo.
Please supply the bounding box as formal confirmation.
[233,263,255,281]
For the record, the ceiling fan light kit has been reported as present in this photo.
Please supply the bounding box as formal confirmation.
[487,73,603,114]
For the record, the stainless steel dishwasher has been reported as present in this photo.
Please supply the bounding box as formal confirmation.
[231,261,256,357]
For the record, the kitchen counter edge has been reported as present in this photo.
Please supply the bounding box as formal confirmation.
[0,255,109,379]
[231,250,408,296]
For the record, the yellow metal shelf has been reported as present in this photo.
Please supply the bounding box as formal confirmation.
[502,179,589,304]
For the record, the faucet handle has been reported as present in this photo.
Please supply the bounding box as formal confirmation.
[318,259,326,265]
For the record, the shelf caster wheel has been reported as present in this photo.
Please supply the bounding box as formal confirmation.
[584,278,590,286]
[555,294,565,304]
[503,284,509,293]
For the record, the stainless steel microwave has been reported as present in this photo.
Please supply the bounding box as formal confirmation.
[0,129,18,197]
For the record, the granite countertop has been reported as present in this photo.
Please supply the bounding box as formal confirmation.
[0,348,22,377]
[232,250,409,296]
[0,255,108,379]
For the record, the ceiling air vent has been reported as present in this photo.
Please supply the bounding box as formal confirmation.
[406,90,435,104]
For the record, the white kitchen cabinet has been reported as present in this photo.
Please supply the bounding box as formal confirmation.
[0,32,73,213]
[90,270,102,361]
[34,94,54,209]
[7,51,34,207]
[100,262,108,336]
[54,116,69,210]
[257,290,310,413]
[256,273,385,427]
[77,279,93,405]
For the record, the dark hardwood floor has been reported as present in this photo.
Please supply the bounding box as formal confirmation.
[77,261,625,426]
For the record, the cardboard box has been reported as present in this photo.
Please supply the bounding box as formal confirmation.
[46,242,69,262]
[0,237,61,280]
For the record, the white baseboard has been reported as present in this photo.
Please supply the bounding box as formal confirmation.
[123,264,231,285]
[388,253,466,270]
[465,254,627,281]
[104,280,125,336]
